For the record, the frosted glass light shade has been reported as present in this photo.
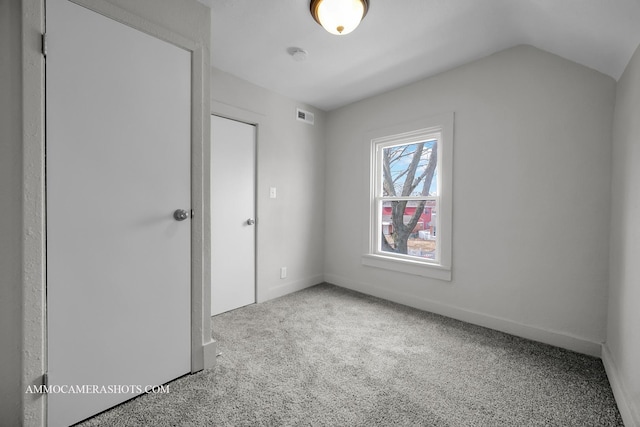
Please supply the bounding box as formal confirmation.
[310,0,369,35]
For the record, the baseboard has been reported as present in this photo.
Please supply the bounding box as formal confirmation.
[325,273,602,357]
[602,344,640,427]
[263,275,324,302]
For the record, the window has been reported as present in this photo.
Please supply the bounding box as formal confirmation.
[363,113,453,280]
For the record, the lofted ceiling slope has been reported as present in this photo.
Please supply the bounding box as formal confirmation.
[201,0,640,111]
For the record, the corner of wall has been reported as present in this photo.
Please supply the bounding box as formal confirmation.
[263,275,325,303]
[326,274,604,357]
[605,40,640,427]
[602,344,640,427]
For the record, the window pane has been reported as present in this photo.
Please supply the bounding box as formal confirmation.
[380,200,437,260]
[382,140,437,197]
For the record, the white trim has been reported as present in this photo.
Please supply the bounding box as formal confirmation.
[372,129,441,147]
[325,273,603,357]
[362,254,451,281]
[375,196,439,202]
[69,0,197,50]
[602,344,640,427]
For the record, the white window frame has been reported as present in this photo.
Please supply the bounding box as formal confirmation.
[362,113,453,281]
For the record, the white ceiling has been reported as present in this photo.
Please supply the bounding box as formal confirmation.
[201,0,640,111]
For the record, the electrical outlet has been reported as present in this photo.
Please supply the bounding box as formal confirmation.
[270,187,277,199]
[280,267,287,279]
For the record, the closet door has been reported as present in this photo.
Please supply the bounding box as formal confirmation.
[210,115,257,315]
[46,0,191,425]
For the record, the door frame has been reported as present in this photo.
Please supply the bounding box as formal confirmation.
[21,0,215,424]
[211,103,266,305]
[210,113,258,315]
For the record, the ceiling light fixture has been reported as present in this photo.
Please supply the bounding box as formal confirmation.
[310,0,369,36]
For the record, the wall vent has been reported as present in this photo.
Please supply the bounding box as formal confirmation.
[296,108,314,125]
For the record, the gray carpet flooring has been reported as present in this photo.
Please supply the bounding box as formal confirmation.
[79,283,623,426]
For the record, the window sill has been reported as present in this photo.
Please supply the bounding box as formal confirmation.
[361,254,451,281]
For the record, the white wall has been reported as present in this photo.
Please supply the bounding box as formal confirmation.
[210,68,326,303]
[0,0,24,425]
[325,45,615,356]
[604,43,640,426]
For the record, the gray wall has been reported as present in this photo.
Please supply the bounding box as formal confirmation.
[606,43,640,425]
[0,0,24,425]
[324,45,615,355]
[210,68,326,304]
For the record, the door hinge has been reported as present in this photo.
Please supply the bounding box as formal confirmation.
[42,373,49,393]
[41,33,47,57]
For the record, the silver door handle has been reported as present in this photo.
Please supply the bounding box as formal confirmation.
[246,218,255,226]
[174,209,189,221]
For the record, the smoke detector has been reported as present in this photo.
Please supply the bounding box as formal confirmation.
[287,47,309,62]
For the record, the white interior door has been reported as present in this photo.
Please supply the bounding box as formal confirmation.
[46,1,191,425]
[211,115,256,315]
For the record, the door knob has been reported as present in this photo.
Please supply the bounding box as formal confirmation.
[174,209,189,221]
[246,218,255,225]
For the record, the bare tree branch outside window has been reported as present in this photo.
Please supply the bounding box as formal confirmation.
[381,140,437,255]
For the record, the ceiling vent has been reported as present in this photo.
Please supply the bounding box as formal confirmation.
[296,108,314,125]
